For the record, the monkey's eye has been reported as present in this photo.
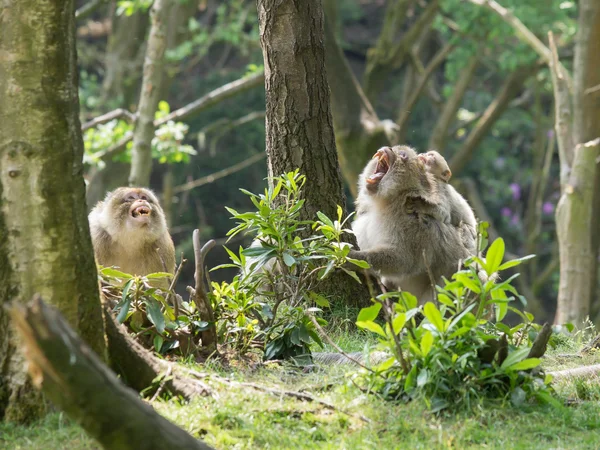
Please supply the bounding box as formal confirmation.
[140,195,148,201]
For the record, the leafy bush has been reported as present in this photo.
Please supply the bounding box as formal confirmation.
[354,227,558,411]
[211,170,364,363]
[99,267,209,356]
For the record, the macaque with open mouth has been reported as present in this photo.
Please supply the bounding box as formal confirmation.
[350,146,476,301]
[88,187,176,285]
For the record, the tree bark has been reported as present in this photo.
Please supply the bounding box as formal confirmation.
[10,297,214,450]
[129,0,172,187]
[552,0,600,325]
[0,0,105,422]
[257,0,346,221]
[257,0,370,305]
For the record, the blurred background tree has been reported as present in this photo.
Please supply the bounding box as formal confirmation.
[73,0,597,324]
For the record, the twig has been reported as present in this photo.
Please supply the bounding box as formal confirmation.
[308,315,374,372]
[422,249,438,305]
[165,254,187,318]
[188,231,217,353]
[150,365,172,402]
[189,371,371,423]
[173,153,266,194]
[549,364,600,381]
[82,108,137,131]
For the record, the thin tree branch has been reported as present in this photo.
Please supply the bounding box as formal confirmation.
[428,51,480,151]
[449,65,538,175]
[76,0,106,20]
[396,41,456,137]
[82,108,137,131]
[173,152,266,194]
[466,0,573,91]
[95,72,265,162]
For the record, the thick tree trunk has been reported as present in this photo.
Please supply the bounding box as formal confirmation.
[257,0,370,305]
[257,0,346,221]
[554,0,600,324]
[129,0,172,187]
[0,0,106,422]
[10,297,213,450]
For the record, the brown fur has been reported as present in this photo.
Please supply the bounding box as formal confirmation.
[88,187,176,283]
[350,146,476,301]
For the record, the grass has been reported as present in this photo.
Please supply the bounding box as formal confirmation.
[2,333,600,449]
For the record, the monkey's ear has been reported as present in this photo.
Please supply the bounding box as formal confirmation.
[442,169,452,182]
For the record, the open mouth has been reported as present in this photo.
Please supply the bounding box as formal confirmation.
[366,148,392,185]
[131,205,151,218]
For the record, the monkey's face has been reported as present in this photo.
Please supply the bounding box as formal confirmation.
[108,188,167,235]
[418,151,451,182]
[362,145,424,199]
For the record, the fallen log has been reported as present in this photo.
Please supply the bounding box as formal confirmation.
[9,296,214,450]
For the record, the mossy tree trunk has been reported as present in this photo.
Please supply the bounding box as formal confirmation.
[0,0,106,423]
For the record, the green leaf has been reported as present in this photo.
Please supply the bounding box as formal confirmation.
[495,301,508,322]
[100,267,134,279]
[375,357,395,372]
[498,254,535,271]
[485,238,505,274]
[341,268,362,284]
[357,303,382,322]
[154,335,164,353]
[355,320,386,337]
[506,358,541,371]
[500,347,530,370]
[346,258,370,269]
[146,272,173,279]
[420,330,434,356]
[392,313,406,335]
[310,292,330,308]
[116,297,131,323]
[282,252,295,267]
[146,299,165,334]
[454,273,481,294]
[316,211,334,228]
[423,302,445,332]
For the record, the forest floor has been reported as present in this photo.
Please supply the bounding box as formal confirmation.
[2,323,600,450]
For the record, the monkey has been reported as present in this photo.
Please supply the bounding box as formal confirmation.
[349,145,476,302]
[420,150,452,183]
[414,150,478,248]
[88,187,176,287]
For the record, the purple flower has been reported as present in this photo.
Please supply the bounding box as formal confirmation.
[501,207,512,217]
[547,129,554,138]
[509,183,521,200]
[542,202,554,215]
[511,214,520,226]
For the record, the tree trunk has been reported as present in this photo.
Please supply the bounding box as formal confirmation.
[0,0,106,422]
[10,297,214,450]
[257,0,370,305]
[554,0,600,324]
[257,0,346,221]
[129,0,172,187]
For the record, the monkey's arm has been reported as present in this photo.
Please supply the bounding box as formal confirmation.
[348,247,423,277]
